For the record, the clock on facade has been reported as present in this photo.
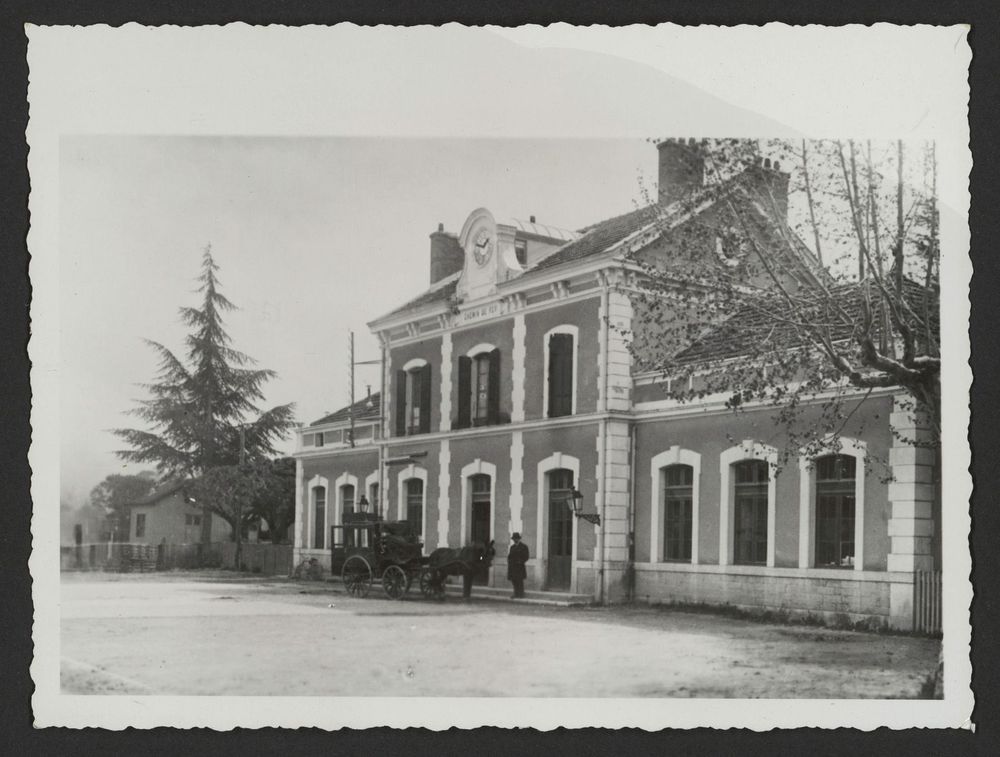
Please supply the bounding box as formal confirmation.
[473,229,493,267]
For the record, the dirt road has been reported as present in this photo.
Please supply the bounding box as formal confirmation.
[60,572,939,698]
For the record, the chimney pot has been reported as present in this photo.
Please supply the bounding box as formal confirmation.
[773,160,780,171]
[764,158,772,169]
[530,215,536,224]
[437,222,444,232]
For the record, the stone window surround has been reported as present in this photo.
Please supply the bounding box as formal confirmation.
[460,458,497,546]
[535,451,582,587]
[307,474,330,549]
[396,463,428,541]
[719,441,778,568]
[542,324,579,419]
[333,472,358,532]
[649,446,702,565]
[797,437,867,571]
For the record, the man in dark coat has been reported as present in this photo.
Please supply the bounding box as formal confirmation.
[507,532,529,598]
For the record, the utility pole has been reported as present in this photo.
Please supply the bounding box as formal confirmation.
[348,332,356,448]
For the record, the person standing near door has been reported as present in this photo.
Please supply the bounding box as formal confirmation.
[507,532,529,599]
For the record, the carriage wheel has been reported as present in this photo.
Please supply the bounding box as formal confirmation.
[342,555,373,598]
[419,567,445,600]
[382,565,408,600]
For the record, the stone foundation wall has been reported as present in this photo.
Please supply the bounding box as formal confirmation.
[634,564,913,628]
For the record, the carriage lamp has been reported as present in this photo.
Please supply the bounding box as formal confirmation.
[358,495,370,513]
[566,489,601,526]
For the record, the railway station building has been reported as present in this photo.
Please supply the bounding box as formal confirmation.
[292,139,941,630]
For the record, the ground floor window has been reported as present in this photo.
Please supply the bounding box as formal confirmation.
[406,478,423,536]
[469,473,491,545]
[815,454,857,568]
[341,484,355,518]
[663,464,693,561]
[733,460,768,565]
[313,486,326,549]
[135,513,146,539]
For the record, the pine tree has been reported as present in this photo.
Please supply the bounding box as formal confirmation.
[114,246,295,477]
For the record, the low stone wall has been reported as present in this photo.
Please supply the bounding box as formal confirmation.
[634,563,915,630]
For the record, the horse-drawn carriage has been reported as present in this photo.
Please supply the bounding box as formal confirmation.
[331,512,494,600]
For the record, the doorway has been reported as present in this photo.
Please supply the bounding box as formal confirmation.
[547,469,574,591]
[470,474,491,585]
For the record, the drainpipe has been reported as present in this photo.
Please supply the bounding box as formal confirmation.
[378,332,387,520]
[596,271,610,604]
[627,421,637,601]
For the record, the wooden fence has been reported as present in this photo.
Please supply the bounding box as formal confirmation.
[913,570,942,635]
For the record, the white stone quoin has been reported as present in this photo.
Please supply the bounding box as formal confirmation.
[886,393,937,629]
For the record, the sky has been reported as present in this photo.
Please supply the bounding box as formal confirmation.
[57,136,658,502]
[28,24,971,506]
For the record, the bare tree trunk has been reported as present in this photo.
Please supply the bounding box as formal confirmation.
[849,141,865,281]
[801,139,824,266]
[896,139,905,297]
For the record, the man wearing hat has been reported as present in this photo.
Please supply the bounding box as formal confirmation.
[507,532,529,599]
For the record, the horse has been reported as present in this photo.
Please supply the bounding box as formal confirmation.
[424,540,496,599]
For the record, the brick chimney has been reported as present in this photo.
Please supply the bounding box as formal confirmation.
[657,138,706,205]
[429,223,465,285]
[748,157,790,220]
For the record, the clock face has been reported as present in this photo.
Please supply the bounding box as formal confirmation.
[473,229,493,267]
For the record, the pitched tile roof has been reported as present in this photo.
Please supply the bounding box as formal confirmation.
[673,278,939,366]
[375,166,826,320]
[528,205,656,273]
[378,273,459,320]
[310,392,382,427]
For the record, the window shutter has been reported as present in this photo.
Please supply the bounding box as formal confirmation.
[394,370,407,437]
[487,348,501,425]
[418,363,432,434]
[549,333,573,417]
[457,356,472,429]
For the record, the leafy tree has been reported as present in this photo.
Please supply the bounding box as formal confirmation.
[113,246,295,476]
[625,138,939,467]
[87,471,157,537]
[190,463,263,569]
[250,457,296,544]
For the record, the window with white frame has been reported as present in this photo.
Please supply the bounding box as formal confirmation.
[341,484,355,518]
[543,326,577,418]
[405,478,424,536]
[395,361,431,436]
[733,460,769,565]
[814,454,857,568]
[662,464,694,561]
[312,486,326,549]
[457,347,501,428]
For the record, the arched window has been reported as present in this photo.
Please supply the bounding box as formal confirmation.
[814,454,857,568]
[312,486,326,549]
[546,468,575,590]
[543,325,578,418]
[340,484,355,518]
[663,464,694,561]
[405,479,424,536]
[469,474,491,545]
[457,346,500,428]
[733,460,769,565]
[395,360,431,436]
